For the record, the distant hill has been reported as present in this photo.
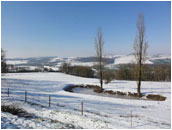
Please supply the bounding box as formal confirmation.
[6,54,171,71]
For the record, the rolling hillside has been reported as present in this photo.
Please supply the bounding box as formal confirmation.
[6,54,171,71]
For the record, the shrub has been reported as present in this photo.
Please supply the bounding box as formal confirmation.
[115,64,134,80]
[59,62,71,74]
[70,66,94,78]
[115,64,171,81]
[103,69,115,84]
[60,63,95,78]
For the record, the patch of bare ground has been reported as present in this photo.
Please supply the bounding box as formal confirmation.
[1,104,82,129]
[2,105,35,118]
[146,94,166,101]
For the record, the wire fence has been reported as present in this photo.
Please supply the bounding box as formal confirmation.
[2,88,134,128]
[2,88,90,115]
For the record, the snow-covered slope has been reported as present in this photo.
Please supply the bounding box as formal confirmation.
[114,54,153,64]
[1,72,171,129]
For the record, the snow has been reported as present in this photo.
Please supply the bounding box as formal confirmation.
[1,72,171,129]
[50,57,96,67]
[50,57,63,62]
[150,54,171,60]
[27,66,38,70]
[114,55,153,65]
[6,60,28,65]
[70,62,96,67]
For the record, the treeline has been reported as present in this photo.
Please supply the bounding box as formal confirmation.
[1,49,8,73]
[59,62,94,78]
[115,64,171,81]
[7,65,58,73]
[60,62,171,82]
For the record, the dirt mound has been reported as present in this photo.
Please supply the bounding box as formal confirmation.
[64,84,166,101]
[146,94,166,101]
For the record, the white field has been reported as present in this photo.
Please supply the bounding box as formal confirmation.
[6,60,28,65]
[1,72,171,129]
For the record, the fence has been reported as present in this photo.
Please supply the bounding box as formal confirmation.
[2,88,134,128]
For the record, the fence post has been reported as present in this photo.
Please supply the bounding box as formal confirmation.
[130,110,132,128]
[8,88,9,97]
[81,102,83,116]
[25,91,27,102]
[49,95,51,107]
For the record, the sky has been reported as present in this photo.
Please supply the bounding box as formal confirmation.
[1,1,171,58]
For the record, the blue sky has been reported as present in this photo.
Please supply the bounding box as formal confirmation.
[1,1,171,58]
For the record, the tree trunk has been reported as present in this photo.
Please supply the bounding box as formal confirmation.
[137,73,141,97]
[100,72,103,89]
[99,58,103,90]
[137,63,142,97]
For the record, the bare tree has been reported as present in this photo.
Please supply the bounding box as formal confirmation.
[1,48,8,73]
[133,13,148,96]
[95,28,105,90]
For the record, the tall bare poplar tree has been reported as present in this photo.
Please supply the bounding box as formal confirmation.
[95,28,104,90]
[133,13,148,96]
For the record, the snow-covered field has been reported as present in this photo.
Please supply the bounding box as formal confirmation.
[6,60,28,65]
[1,72,171,129]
